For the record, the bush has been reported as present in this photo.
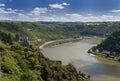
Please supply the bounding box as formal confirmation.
[21,71,38,81]
[11,42,23,50]
[1,56,20,74]
[24,47,29,52]
[28,57,40,70]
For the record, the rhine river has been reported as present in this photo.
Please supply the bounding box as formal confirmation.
[43,37,120,81]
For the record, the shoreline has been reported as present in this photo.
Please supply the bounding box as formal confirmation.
[39,38,83,49]
[39,37,92,81]
[88,48,120,62]
[39,36,102,49]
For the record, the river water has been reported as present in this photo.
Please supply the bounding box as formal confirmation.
[43,37,120,81]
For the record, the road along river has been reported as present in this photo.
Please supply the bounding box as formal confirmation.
[43,37,120,81]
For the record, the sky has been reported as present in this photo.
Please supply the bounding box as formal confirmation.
[0,0,120,22]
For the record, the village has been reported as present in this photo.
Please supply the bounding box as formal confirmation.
[89,48,120,61]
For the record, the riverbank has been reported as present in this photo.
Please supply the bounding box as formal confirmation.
[39,36,102,49]
[88,48,120,62]
[43,38,120,81]
[39,37,91,81]
[39,37,83,49]
[43,37,120,81]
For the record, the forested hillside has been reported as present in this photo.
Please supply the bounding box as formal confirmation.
[97,31,120,53]
[0,22,80,45]
[0,31,88,81]
[40,22,120,36]
[91,31,120,61]
[1,21,120,46]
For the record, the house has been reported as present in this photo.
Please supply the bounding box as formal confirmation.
[111,52,116,56]
[95,49,99,53]
[102,50,111,55]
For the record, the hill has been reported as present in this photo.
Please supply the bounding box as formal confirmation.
[39,22,120,36]
[92,31,120,61]
[0,31,88,81]
[1,21,120,46]
[97,31,120,53]
[0,22,80,46]
[1,21,120,80]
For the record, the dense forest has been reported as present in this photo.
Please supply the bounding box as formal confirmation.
[97,31,120,53]
[0,31,88,81]
[39,22,120,36]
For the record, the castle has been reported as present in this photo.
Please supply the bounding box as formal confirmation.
[15,34,30,46]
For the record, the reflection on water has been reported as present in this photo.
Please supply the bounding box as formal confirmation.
[43,37,120,81]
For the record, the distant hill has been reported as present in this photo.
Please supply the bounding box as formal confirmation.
[39,22,120,36]
[1,21,120,46]
[0,22,80,45]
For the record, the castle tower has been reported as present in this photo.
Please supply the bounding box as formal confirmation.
[24,36,30,46]
[15,34,20,42]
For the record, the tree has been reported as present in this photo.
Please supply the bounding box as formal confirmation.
[7,33,12,44]
[11,42,23,50]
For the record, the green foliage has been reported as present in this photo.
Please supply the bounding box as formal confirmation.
[1,55,20,74]
[0,41,87,81]
[97,31,120,53]
[40,22,120,37]
[28,57,40,70]
[21,71,38,81]
[0,74,20,81]
[0,31,12,44]
[71,79,77,81]
[7,33,12,44]
[11,42,23,50]
[24,47,29,52]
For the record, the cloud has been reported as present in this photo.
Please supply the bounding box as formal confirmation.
[0,7,24,14]
[18,13,25,17]
[19,13,119,22]
[6,8,17,14]
[49,4,64,9]
[7,8,24,12]
[62,2,70,6]
[110,10,120,12]
[7,8,12,11]
[0,5,120,22]
[66,14,82,18]
[1,12,120,22]
[0,8,5,13]
[0,8,15,14]
[31,7,48,15]
[65,13,120,22]
[0,4,5,7]
[17,13,29,20]
[49,2,70,9]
